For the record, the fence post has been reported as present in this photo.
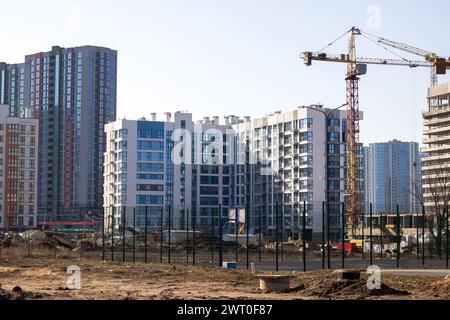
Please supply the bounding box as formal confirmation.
[102,211,105,261]
[211,213,214,264]
[281,206,284,262]
[303,201,307,272]
[417,209,420,261]
[361,209,365,260]
[422,205,425,268]
[341,202,345,269]
[322,202,325,270]
[219,204,223,268]
[276,202,279,272]
[192,207,196,267]
[396,205,401,269]
[380,213,384,261]
[446,209,449,270]
[246,201,250,270]
[144,206,148,263]
[259,207,262,262]
[186,209,189,264]
[133,208,136,263]
[78,220,81,260]
[122,206,126,263]
[370,203,373,266]
[168,205,172,264]
[160,207,163,264]
[327,201,331,269]
[111,207,115,262]
[235,207,239,263]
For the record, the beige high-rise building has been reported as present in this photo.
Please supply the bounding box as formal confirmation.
[422,83,450,209]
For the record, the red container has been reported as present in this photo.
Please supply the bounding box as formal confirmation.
[337,243,357,253]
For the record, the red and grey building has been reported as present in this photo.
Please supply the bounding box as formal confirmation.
[1,46,117,224]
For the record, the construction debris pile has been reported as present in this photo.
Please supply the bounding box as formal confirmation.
[304,278,410,298]
[0,230,101,252]
[0,286,40,301]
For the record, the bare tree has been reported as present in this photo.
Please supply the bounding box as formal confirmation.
[419,166,450,258]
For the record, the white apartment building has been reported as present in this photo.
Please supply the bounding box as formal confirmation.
[0,105,39,230]
[233,106,363,241]
[103,112,238,231]
[103,106,362,241]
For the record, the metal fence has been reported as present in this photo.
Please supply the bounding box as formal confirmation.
[1,202,449,272]
[98,202,450,272]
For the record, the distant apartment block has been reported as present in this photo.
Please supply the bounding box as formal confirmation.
[104,112,237,231]
[0,105,38,230]
[0,62,26,117]
[422,83,450,211]
[233,105,362,241]
[1,46,118,222]
[363,140,421,215]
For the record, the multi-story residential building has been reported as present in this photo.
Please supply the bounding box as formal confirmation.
[0,105,39,231]
[2,46,117,222]
[104,112,237,231]
[363,140,421,215]
[233,105,362,241]
[0,62,26,117]
[422,83,450,211]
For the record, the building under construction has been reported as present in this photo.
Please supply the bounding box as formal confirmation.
[422,83,450,210]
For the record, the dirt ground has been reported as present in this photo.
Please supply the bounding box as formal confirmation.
[0,249,449,300]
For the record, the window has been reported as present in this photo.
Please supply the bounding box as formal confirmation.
[137,174,164,180]
[137,163,164,172]
[299,168,313,178]
[137,184,164,192]
[136,195,164,205]
[299,131,313,142]
[299,156,313,166]
[298,143,313,154]
[328,144,340,154]
[137,129,163,139]
[327,118,340,127]
[137,152,164,162]
[328,156,341,166]
[299,118,313,129]
[327,132,339,142]
[137,141,164,151]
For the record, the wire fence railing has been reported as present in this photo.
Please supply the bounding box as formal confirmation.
[1,202,449,272]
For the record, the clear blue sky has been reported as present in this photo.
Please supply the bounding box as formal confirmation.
[1,0,449,144]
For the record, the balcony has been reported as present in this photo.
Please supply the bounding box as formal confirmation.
[422,145,450,153]
[424,116,450,127]
[423,125,450,135]
[423,136,450,145]
[423,106,450,119]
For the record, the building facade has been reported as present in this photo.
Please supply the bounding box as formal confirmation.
[422,83,450,211]
[0,62,26,117]
[233,105,362,241]
[2,46,117,222]
[363,140,421,215]
[0,105,39,231]
[104,112,237,231]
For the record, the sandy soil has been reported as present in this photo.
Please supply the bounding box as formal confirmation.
[0,250,449,300]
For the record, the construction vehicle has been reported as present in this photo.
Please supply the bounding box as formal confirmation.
[302,26,450,240]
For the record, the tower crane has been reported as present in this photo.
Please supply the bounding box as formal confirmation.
[302,26,450,240]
